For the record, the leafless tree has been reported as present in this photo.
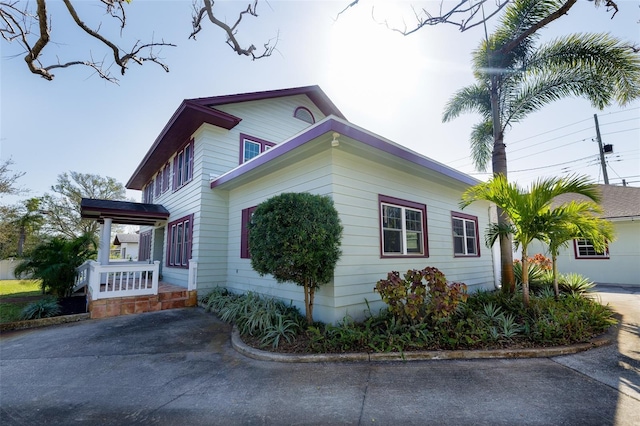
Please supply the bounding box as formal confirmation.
[1,0,276,82]
[337,0,620,37]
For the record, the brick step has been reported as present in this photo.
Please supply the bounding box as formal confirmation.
[89,290,197,319]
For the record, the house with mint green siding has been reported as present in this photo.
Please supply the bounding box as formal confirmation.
[79,86,498,323]
[528,184,640,287]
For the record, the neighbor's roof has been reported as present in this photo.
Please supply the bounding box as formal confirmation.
[552,184,640,220]
[210,115,480,190]
[127,86,345,190]
[81,198,170,226]
[112,234,140,245]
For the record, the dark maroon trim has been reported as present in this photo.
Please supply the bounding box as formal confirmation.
[191,85,345,120]
[293,106,315,124]
[573,239,610,259]
[240,206,257,259]
[139,230,152,262]
[172,139,195,191]
[451,211,481,258]
[239,134,276,164]
[378,194,429,258]
[127,101,241,190]
[166,214,194,269]
[211,118,478,189]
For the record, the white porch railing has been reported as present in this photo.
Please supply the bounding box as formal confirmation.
[75,260,160,300]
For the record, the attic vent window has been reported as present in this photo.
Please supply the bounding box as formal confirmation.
[294,107,315,124]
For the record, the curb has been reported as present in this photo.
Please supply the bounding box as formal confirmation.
[0,313,91,333]
[231,322,617,363]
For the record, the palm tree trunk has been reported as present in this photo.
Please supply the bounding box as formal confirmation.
[552,253,560,300]
[490,78,515,294]
[521,247,530,308]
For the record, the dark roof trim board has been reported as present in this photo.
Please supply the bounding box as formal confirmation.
[127,86,344,190]
[191,85,346,120]
[127,101,242,189]
[81,198,170,226]
[210,116,479,189]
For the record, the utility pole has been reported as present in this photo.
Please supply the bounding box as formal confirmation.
[593,114,609,185]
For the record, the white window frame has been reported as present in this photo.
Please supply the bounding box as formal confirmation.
[379,195,428,257]
[451,213,480,257]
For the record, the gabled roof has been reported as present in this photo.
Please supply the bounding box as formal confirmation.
[127,86,345,190]
[552,184,640,220]
[81,198,170,226]
[113,234,140,245]
[210,116,479,190]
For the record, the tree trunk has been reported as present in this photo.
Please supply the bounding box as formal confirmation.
[490,76,515,294]
[304,282,315,325]
[552,253,560,300]
[17,225,26,256]
[521,247,530,308]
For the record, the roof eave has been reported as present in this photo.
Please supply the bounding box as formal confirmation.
[126,101,242,190]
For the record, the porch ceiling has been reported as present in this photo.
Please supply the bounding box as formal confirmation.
[81,198,170,226]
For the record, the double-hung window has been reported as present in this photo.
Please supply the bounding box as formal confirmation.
[173,140,194,190]
[574,239,609,259]
[167,214,193,268]
[379,195,428,257]
[451,212,480,257]
[240,134,275,164]
[143,182,154,203]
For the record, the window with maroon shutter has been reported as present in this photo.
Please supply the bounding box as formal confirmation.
[240,206,257,258]
[173,140,194,191]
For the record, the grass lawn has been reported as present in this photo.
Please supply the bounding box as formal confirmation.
[0,280,44,323]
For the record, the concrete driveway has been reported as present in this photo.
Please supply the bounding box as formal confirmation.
[1,285,638,425]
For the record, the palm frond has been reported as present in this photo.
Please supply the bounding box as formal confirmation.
[442,84,491,122]
[469,119,494,172]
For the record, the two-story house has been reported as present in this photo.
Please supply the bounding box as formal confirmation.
[81,86,498,323]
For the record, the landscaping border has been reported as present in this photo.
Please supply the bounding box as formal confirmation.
[231,322,617,363]
[0,313,90,333]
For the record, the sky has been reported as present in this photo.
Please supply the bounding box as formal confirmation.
[1,0,639,209]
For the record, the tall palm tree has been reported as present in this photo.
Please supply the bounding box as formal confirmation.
[443,0,640,293]
[544,201,614,299]
[460,175,601,307]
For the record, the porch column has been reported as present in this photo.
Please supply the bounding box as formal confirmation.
[100,218,112,265]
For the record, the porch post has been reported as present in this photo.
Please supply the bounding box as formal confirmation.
[100,218,112,265]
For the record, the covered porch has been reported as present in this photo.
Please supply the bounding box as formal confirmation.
[78,198,198,318]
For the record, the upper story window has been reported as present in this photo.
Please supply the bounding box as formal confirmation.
[574,239,609,259]
[294,106,315,124]
[451,212,480,257]
[162,162,170,193]
[155,171,162,197]
[240,134,275,164]
[379,195,428,257]
[173,140,194,190]
[167,214,193,268]
[143,181,154,203]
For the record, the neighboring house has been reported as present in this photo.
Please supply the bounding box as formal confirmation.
[82,86,497,323]
[529,184,640,287]
[112,234,140,260]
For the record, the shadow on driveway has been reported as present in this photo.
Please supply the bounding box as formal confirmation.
[1,286,638,425]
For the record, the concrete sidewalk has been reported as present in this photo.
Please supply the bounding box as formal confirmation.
[0,285,638,425]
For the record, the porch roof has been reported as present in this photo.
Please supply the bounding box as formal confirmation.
[81,198,170,226]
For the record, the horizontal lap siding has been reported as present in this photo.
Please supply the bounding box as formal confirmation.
[225,151,336,319]
[529,221,639,286]
[331,149,495,320]
[216,96,327,146]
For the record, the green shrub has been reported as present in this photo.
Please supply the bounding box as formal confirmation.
[559,273,595,295]
[19,297,60,320]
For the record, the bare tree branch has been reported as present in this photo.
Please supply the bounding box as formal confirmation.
[190,0,277,60]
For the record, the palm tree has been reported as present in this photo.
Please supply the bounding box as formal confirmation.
[443,0,640,293]
[14,233,97,297]
[13,198,44,257]
[460,175,601,307]
[544,201,614,299]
